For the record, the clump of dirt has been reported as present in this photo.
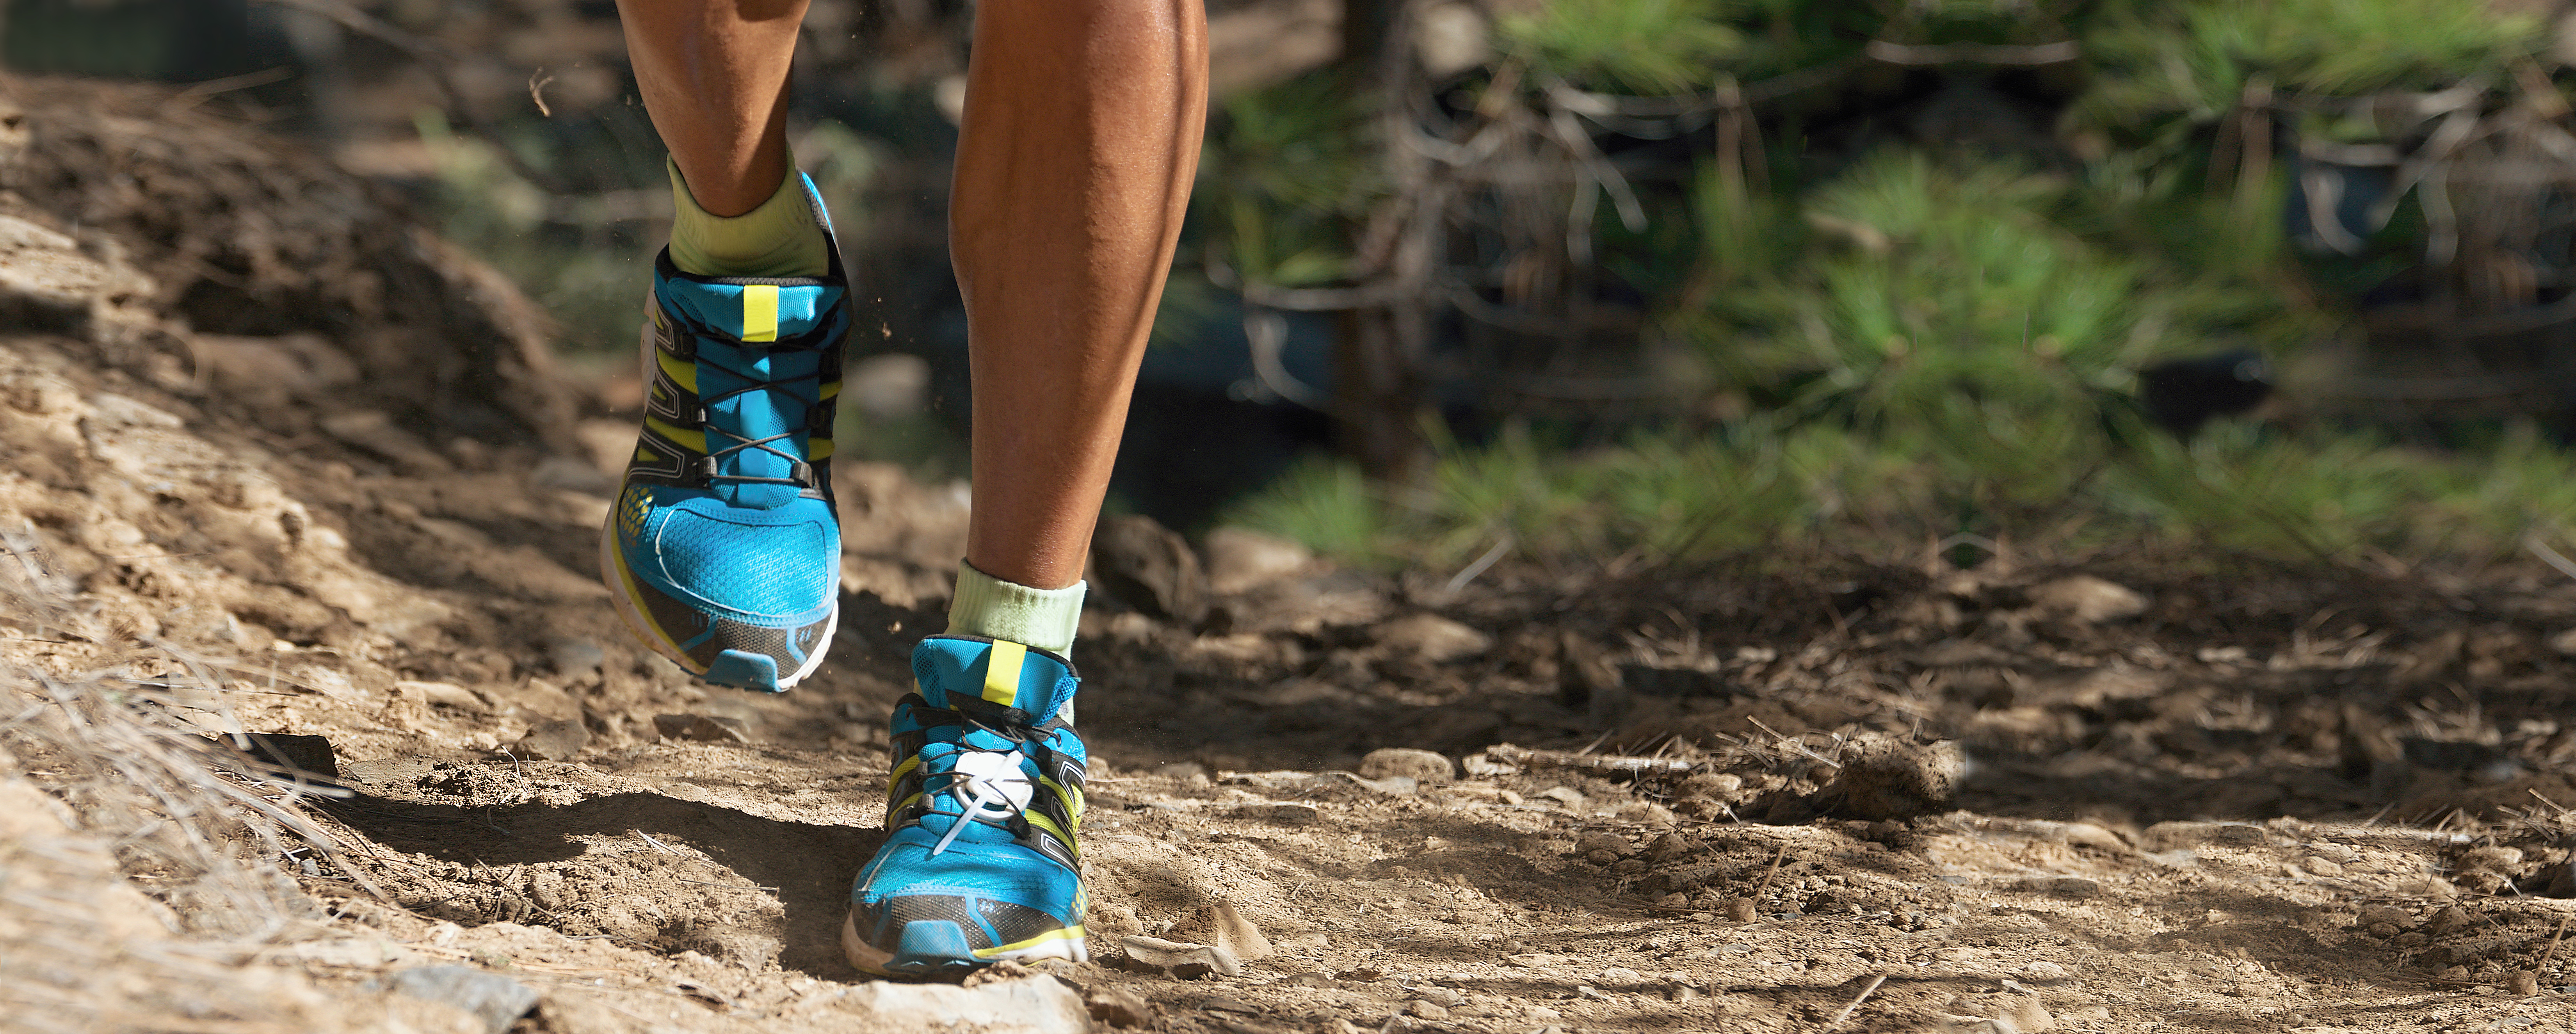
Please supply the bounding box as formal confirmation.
[14,71,2576,1034]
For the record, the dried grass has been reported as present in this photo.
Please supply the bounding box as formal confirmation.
[0,529,351,1032]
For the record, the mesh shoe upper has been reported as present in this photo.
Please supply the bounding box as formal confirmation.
[847,635,1089,973]
[603,174,849,692]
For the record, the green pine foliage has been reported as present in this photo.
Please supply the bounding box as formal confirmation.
[1496,0,1748,94]
[2077,0,2549,130]
[1226,0,2576,571]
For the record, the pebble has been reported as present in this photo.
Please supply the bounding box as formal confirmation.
[1082,985,1153,1028]
[1358,747,1455,784]
[2015,961,2070,982]
[2358,905,2418,931]
[387,966,537,1034]
[1406,1000,1449,1020]
[1723,897,1758,923]
[511,718,588,761]
[400,681,484,711]
[1376,614,1491,662]
[2510,970,2542,997]
[1574,832,1636,858]
[1999,994,2054,1032]
[1121,935,1241,977]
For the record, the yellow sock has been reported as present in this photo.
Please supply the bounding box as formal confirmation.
[666,153,830,278]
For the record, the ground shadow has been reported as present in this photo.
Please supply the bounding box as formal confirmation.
[326,788,882,977]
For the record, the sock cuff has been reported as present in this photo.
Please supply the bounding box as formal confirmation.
[946,561,1085,656]
[667,152,832,278]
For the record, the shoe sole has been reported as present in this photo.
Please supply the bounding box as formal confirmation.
[840,908,1088,979]
[597,516,838,692]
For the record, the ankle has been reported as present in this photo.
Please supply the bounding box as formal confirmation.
[667,154,831,278]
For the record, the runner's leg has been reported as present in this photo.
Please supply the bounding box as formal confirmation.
[616,0,804,217]
[950,0,1210,601]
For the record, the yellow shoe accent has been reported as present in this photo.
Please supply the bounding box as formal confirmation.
[742,284,779,343]
[982,640,1027,707]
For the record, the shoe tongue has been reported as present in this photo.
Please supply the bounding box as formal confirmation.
[658,275,846,510]
[912,636,1078,723]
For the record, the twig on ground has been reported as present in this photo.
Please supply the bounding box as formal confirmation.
[2538,915,2570,975]
[1483,743,1697,776]
[1822,972,1887,1030]
[1749,842,1791,902]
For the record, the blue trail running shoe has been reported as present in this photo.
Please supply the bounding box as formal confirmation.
[599,176,849,693]
[843,635,1090,978]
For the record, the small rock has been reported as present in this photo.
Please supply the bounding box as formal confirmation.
[512,719,589,762]
[1584,849,1620,866]
[2028,575,2147,624]
[1172,901,1272,963]
[1203,527,1313,595]
[401,681,485,711]
[225,732,339,780]
[1999,994,2055,1032]
[653,714,751,743]
[1574,832,1637,857]
[836,976,1092,1033]
[2015,961,2070,982]
[1091,514,1209,625]
[388,966,538,1034]
[1358,747,1455,784]
[1537,786,1587,807]
[1655,892,1688,908]
[1120,935,1241,977]
[2510,970,2542,997]
[2142,821,2269,849]
[2365,922,2401,940]
[2359,905,2419,931]
[2427,905,2471,935]
[1596,966,1643,985]
[1376,613,1491,663]
[2014,876,2099,898]
[2438,965,2472,983]
[1645,832,1690,865]
[1722,897,1758,923]
[1406,1000,1449,1020]
[1821,735,1964,820]
[2302,856,2343,877]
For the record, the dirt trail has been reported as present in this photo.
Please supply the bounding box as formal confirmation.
[7,75,2576,1034]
